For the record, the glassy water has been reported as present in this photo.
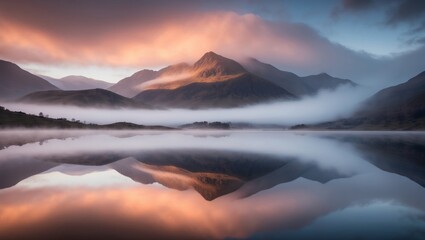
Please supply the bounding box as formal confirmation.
[0,130,424,239]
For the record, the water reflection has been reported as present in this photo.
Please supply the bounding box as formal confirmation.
[0,130,424,239]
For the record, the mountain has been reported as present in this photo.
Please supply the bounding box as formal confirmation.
[110,158,244,201]
[241,58,356,96]
[108,63,191,97]
[356,70,425,128]
[110,52,359,108]
[133,52,295,108]
[108,69,160,97]
[300,71,425,130]
[301,73,357,91]
[139,53,251,92]
[40,75,113,90]
[0,59,58,100]
[134,71,295,108]
[194,51,246,76]
[241,58,313,96]
[19,88,148,108]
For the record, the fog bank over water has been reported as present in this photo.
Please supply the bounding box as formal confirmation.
[2,85,372,126]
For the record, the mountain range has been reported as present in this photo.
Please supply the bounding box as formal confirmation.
[114,52,357,108]
[39,75,113,90]
[0,52,357,108]
[1,51,424,129]
[241,57,356,96]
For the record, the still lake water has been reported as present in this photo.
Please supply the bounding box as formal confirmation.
[0,130,424,239]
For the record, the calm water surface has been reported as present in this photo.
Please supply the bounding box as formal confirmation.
[0,130,424,239]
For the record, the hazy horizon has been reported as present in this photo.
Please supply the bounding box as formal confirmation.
[1,84,372,127]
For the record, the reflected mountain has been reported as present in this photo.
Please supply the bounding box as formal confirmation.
[231,160,350,199]
[1,131,424,201]
[1,147,351,200]
[0,159,57,189]
[323,133,425,187]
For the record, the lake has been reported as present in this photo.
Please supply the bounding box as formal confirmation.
[0,130,424,239]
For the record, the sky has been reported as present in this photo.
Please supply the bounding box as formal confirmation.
[0,0,424,88]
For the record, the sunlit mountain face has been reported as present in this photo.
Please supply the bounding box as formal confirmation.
[0,130,425,239]
[1,1,425,239]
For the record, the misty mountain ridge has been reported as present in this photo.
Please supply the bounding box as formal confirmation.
[19,88,149,109]
[108,63,191,98]
[0,60,58,100]
[40,75,113,90]
[241,57,357,96]
[109,51,357,100]
[298,71,425,130]
[1,52,358,109]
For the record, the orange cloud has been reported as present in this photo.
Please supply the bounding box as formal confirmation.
[0,12,314,69]
[0,1,423,86]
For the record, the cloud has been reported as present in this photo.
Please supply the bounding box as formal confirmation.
[385,0,425,27]
[0,0,423,87]
[331,0,376,18]
[332,0,425,34]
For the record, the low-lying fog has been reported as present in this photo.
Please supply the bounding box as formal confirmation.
[2,85,373,126]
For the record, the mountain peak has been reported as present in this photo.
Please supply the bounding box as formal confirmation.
[60,75,93,81]
[317,72,331,77]
[195,51,226,64]
[203,51,219,56]
[193,51,246,77]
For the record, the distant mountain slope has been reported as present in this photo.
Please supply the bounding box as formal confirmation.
[40,75,113,90]
[242,58,357,96]
[357,71,425,124]
[108,69,160,97]
[108,63,191,98]
[0,60,58,100]
[300,71,425,130]
[19,88,148,108]
[133,72,295,108]
[241,58,313,96]
[362,71,425,113]
[301,73,357,91]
